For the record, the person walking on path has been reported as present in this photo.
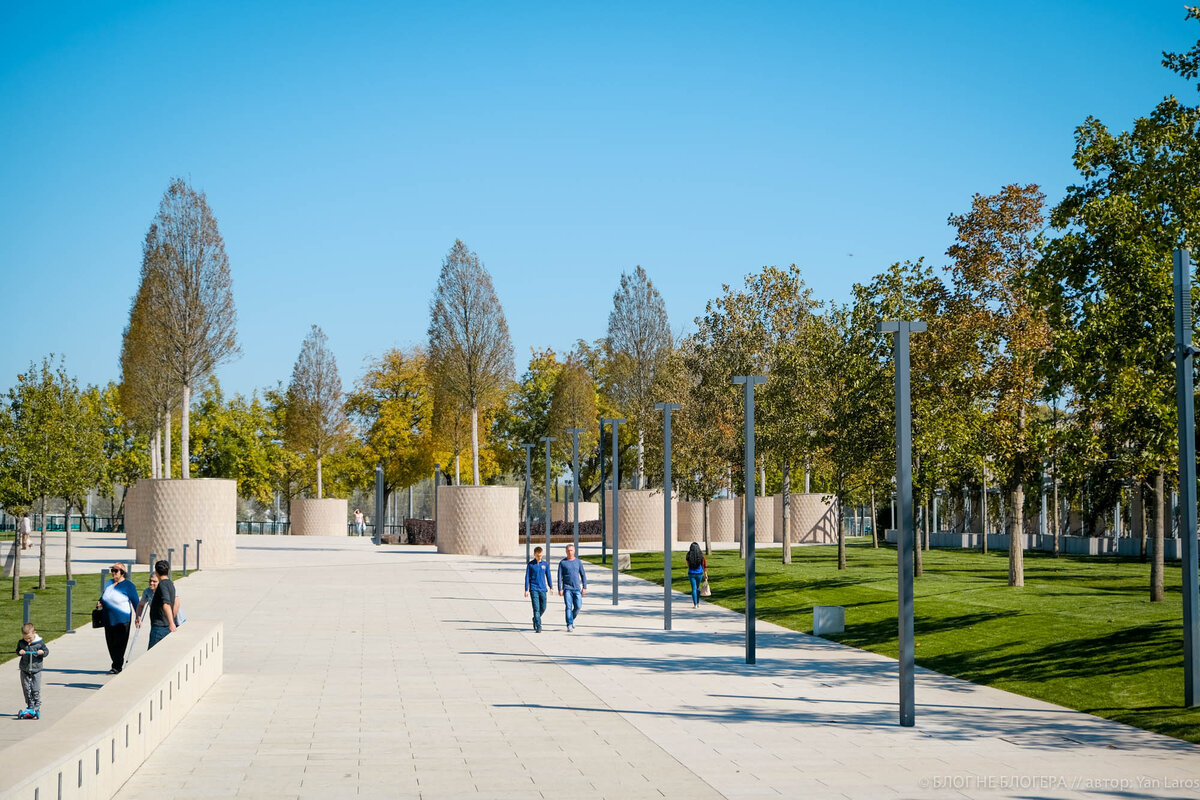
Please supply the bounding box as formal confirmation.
[686,542,707,607]
[353,508,365,536]
[16,622,48,719]
[524,546,553,633]
[557,543,588,632]
[147,560,177,649]
[97,562,140,674]
[19,514,31,551]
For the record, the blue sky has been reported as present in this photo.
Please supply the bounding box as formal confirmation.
[0,1,1194,398]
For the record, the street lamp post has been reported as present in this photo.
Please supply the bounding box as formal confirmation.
[541,437,556,560]
[878,319,925,728]
[602,418,625,604]
[732,377,766,664]
[599,419,608,565]
[568,429,586,553]
[655,403,681,631]
[523,444,535,562]
[1174,248,1200,706]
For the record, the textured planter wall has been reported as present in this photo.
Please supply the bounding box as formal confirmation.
[604,489,677,552]
[677,500,705,542]
[290,498,348,536]
[773,494,783,542]
[436,485,519,556]
[550,501,600,524]
[734,496,776,544]
[708,498,736,542]
[789,493,839,544]
[125,479,237,567]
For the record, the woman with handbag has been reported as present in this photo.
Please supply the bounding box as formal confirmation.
[685,542,707,608]
[96,562,140,674]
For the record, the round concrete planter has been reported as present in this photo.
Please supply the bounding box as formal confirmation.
[550,501,599,524]
[677,500,705,542]
[708,498,737,542]
[290,498,348,536]
[773,494,784,542]
[436,485,519,556]
[604,489,677,552]
[734,496,776,544]
[785,493,840,544]
[124,478,236,567]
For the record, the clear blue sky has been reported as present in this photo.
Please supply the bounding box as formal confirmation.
[1,1,1194,398]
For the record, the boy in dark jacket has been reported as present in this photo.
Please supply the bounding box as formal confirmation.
[17,622,48,719]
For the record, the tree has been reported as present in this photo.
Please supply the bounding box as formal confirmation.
[0,392,34,599]
[427,240,514,486]
[345,348,437,515]
[140,177,239,479]
[191,378,286,506]
[120,259,174,478]
[547,360,599,470]
[948,185,1050,588]
[57,377,104,580]
[94,382,150,518]
[285,325,346,498]
[606,265,672,490]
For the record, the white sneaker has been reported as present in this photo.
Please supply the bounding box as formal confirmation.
[567,624,574,632]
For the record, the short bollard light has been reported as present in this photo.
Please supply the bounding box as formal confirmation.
[167,547,175,575]
[100,568,107,596]
[65,579,76,633]
[150,553,158,573]
[22,593,34,626]
[183,543,189,576]
[196,539,202,571]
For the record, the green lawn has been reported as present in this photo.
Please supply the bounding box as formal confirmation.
[586,541,1200,743]
[0,570,189,664]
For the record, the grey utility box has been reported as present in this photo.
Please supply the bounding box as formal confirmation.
[813,605,845,636]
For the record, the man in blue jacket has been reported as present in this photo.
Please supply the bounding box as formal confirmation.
[523,546,553,633]
[557,544,588,632]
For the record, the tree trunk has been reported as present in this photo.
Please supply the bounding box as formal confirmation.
[7,531,18,600]
[316,456,323,499]
[782,459,792,564]
[164,407,172,479]
[1009,484,1024,587]
[181,382,191,479]
[870,488,878,549]
[149,427,158,479]
[914,497,923,577]
[760,462,766,496]
[1152,469,1165,602]
[455,454,461,486]
[1052,474,1060,557]
[837,491,846,570]
[636,427,645,490]
[470,406,480,485]
[702,497,711,555]
[924,490,931,550]
[38,496,46,589]
[981,469,989,554]
[1133,481,1145,562]
[63,497,73,581]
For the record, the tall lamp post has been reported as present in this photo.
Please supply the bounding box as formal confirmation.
[523,444,535,562]
[541,437,556,560]
[567,428,586,552]
[732,377,766,664]
[1173,248,1200,706]
[599,419,608,564]
[602,418,625,604]
[878,319,925,728]
[655,403,681,631]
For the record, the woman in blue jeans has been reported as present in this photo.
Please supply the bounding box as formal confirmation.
[685,542,706,607]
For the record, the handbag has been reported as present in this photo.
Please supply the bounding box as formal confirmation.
[92,607,105,628]
[699,573,711,597]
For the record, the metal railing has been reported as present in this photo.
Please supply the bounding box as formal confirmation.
[0,515,124,532]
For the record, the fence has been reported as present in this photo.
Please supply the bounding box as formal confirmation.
[0,515,124,533]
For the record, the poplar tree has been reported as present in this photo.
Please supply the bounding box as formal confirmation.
[285,325,346,498]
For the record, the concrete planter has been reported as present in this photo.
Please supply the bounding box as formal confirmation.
[708,498,737,542]
[124,478,237,567]
[734,496,776,544]
[604,489,677,552]
[788,494,839,544]
[436,485,519,556]
[677,500,705,542]
[550,500,600,524]
[290,498,348,536]
[773,494,783,542]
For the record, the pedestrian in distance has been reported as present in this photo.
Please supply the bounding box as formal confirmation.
[353,507,365,536]
[19,514,31,551]
[686,542,707,607]
[147,560,177,650]
[16,622,48,720]
[96,562,140,673]
[524,545,553,632]
[557,543,588,632]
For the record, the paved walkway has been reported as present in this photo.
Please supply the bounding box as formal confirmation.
[5,533,1200,798]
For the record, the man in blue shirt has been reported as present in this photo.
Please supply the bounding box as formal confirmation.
[524,546,553,633]
[557,544,588,632]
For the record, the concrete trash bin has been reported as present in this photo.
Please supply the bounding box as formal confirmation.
[813,605,845,636]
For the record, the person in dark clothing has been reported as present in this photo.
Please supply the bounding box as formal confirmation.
[97,561,140,673]
[147,560,177,649]
[557,544,588,632]
[686,542,707,607]
[523,546,553,632]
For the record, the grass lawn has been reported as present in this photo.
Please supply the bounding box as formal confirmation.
[0,570,189,665]
[586,540,1200,743]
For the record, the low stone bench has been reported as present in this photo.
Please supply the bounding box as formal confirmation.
[813,605,845,637]
[0,621,223,800]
